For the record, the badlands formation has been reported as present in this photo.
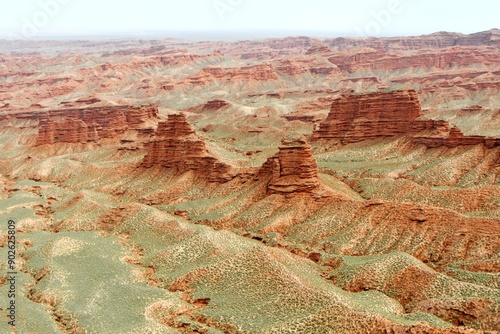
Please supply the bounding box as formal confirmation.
[0,30,499,333]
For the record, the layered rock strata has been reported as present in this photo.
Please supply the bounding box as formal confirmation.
[412,121,500,148]
[257,137,319,194]
[327,47,499,73]
[326,29,500,50]
[313,90,422,143]
[314,90,500,148]
[141,113,235,183]
[35,105,158,145]
[185,64,278,86]
[202,99,232,111]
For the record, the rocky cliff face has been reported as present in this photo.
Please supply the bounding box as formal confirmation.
[413,121,500,148]
[313,90,422,143]
[36,118,98,145]
[257,137,319,194]
[275,60,308,76]
[184,64,278,86]
[35,105,158,145]
[141,113,236,183]
[314,90,500,149]
[328,48,498,73]
[326,29,500,50]
[202,99,232,111]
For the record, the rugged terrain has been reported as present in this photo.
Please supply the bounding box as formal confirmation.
[0,29,499,333]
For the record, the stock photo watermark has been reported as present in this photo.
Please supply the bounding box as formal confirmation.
[213,0,245,21]
[6,220,17,327]
[9,0,73,40]
[354,0,411,37]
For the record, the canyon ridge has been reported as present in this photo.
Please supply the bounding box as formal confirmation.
[0,30,499,333]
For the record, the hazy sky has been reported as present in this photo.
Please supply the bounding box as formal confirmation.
[1,0,499,39]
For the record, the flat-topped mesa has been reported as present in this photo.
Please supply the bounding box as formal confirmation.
[35,105,158,146]
[141,113,235,183]
[258,137,320,194]
[202,99,232,111]
[313,89,500,149]
[313,90,422,143]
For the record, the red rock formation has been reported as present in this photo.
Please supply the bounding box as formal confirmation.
[310,67,337,75]
[314,90,500,148]
[457,28,500,46]
[326,29,500,50]
[282,115,317,123]
[461,105,483,112]
[185,64,278,86]
[202,100,232,111]
[36,118,98,145]
[60,97,102,108]
[272,57,342,77]
[328,47,498,73]
[413,122,500,148]
[283,97,333,124]
[275,60,308,76]
[257,137,319,194]
[183,100,233,114]
[313,90,422,143]
[35,105,158,146]
[305,45,332,55]
[141,114,236,183]
[155,54,204,66]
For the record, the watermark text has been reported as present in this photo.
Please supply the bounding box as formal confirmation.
[6,220,17,327]
[213,0,244,21]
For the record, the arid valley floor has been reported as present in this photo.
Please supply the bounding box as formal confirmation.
[0,30,500,333]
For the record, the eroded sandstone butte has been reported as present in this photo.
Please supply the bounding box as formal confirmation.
[313,90,422,143]
[202,99,232,111]
[35,105,158,145]
[257,136,319,194]
[141,113,236,183]
[314,90,500,148]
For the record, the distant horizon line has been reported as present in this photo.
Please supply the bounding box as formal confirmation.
[1,28,498,42]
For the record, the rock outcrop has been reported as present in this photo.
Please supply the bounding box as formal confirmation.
[273,58,342,77]
[185,64,278,86]
[305,45,332,55]
[257,137,319,194]
[275,60,308,76]
[37,118,98,145]
[328,48,498,73]
[35,105,158,145]
[202,99,232,111]
[313,90,422,143]
[326,29,500,50]
[412,121,500,148]
[141,113,235,183]
[314,90,500,149]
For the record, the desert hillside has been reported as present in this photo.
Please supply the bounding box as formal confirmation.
[0,30,499,333]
